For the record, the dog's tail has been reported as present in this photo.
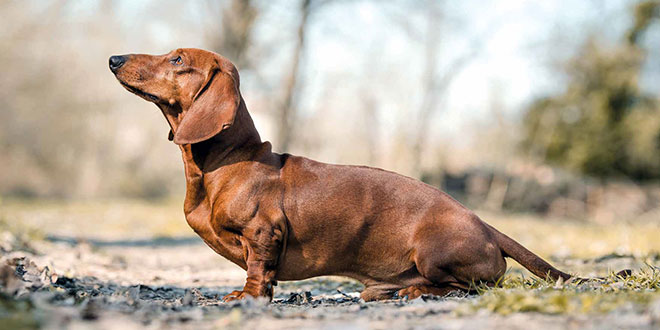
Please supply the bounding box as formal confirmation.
[487,224,631,282]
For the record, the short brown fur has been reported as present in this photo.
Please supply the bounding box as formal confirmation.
[109,48,619,302]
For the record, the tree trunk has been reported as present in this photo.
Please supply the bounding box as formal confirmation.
[277,0,311,152]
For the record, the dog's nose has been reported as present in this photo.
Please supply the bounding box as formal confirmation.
[109,55,126,72]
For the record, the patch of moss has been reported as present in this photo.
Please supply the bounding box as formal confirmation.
[458,266,660,316]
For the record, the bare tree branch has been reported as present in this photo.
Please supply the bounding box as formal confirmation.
[205,0,258,71]
[276,0,312,151]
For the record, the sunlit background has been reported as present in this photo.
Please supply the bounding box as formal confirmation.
[1,0,659,224]
[1,2,660,328]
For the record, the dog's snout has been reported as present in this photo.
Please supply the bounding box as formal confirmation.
[109,55,126,72]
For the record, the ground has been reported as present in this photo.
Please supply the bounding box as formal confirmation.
[1,199,659,329]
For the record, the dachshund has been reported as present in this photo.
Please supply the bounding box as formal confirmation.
[109,48,628,302]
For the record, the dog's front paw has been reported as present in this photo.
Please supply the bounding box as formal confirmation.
[222,290,250,302]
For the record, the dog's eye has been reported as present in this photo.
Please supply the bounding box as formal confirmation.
[171,56,183,66]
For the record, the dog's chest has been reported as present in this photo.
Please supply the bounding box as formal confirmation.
[184,198,248,268]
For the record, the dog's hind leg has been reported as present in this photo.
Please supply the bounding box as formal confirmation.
[396,284,463,300]
[359,282,402,302]
[412,214,507,291]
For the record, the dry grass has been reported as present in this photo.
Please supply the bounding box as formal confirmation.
[0,198,190,240]
[480,210,660,260]
[453,266,660,316]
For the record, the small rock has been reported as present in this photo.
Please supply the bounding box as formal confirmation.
[127,285,140,305]
[0,264,24,296]
[182,289,194,306]
[285,291,312,305]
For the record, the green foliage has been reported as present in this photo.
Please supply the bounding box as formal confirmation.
[459,266,660,315]
[522,1,660,180]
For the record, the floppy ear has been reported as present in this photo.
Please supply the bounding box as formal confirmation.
[173,70,240,145]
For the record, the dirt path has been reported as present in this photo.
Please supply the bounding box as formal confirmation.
[2,229,659,330]
[1,201,659,329]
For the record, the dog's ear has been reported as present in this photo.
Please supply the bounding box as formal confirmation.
[173,69,239,145]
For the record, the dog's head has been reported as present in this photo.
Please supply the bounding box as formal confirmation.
[109,48,240,145]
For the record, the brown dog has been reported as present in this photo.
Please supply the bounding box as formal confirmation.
[109,48,620,302]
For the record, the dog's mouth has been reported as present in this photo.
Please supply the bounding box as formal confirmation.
[119,81,160,102]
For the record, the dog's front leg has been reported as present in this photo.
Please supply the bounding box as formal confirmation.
[222,216,285,302]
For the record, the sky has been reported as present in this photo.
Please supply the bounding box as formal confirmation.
[298,0,637,138]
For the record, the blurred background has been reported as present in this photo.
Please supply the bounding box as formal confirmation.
[1,0,659,224]
[1,3,659,327]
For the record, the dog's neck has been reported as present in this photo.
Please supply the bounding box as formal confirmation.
[206,97,262,153]
[160,97,269,172]
[160,97,261,149]
[161,98,272,217]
